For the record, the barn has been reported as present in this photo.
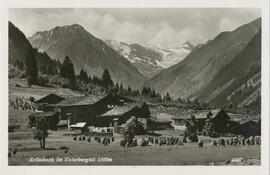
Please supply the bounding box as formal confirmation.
[53,94,137,130]
[35,94,65,111]
[99,102,151,130]
[172,109,231,133]
[35,94,65,105]
[238,120,261,137]
[211,109,231,133]
[149,120,173,130]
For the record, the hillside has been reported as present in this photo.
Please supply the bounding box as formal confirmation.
[28,24,146,88]
[198,29,261,111]
[9,22,58,75]
[145,18,261,102]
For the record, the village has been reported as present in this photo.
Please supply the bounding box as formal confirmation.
[8,78,261,165]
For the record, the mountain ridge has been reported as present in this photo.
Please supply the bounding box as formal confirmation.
[145,17,261,103]
[106,39,193,78]
[28,23,146,89]
[9,21,58,75]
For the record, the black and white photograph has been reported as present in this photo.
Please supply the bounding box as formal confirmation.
[1,0,269,174]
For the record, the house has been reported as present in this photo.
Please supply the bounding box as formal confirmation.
[172,109,230,133]
[53,94,136,130]
[35,94,65,111]
[149,120,173,130]
[99,102,151,130]
[35,94,65,104]
[172,110,213,131]
[238,120,260,137]
[57,120,68,130]
[70,122,87,133]
[211,109,231,133]
[224,120,240,136]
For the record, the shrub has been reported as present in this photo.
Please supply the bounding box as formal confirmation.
[29,96,35,102]
[59,146,69,150]
[19,71,25,79]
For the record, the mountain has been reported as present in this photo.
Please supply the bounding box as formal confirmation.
[199,29,261,110]
[152,42,193,68]
[106,40,163,78]
[9,22,58,75]
[145,18,261,103]
[28,24,146,88]
[106,40,193,78]
[182,41,194,50]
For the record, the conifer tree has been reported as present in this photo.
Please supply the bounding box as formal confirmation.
[25,48,38,87]
[101,69,114,91]
[119,83,124,95]
[127,86,132,96]
[59,56,76,87]
[79,68,88,82]
[164,92,172,102]
[114,82,120,94]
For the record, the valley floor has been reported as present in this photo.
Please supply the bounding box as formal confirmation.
[8,78,261,166]
[8,130,260,166]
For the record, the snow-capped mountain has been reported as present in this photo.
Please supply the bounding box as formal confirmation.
[106,40,193,78]
[106,40,164,78]
[151,41,194,69]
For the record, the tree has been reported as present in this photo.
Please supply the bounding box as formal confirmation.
[47,65,55,75]
[79,68,88,83]
[151,89,157,98]
[59,56,76,87]
[193,98,201,110]
[127,86,132,96]
[156,93,162,102]
[114,82,120,94]
[14,59,24,70]
[25,48,38,86]
[33,117,49,149]
[119,83,124,95]
[202,116,217,138]
[182,121,198,142]
[101,69,114,91]
[164,92,172,102]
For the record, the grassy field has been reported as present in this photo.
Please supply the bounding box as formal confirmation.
[8,130,261,166]
[9,78,82,101]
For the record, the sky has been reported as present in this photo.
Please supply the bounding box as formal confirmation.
[9,8,261,47]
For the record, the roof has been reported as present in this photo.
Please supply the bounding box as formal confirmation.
[101,94,135,104]
[172,109,223,120]
[156,113,174,121]
[240,120,258,125]
[53,94,133,107]
[57,120,68,126]
[151,120,171,124]
[56,94,106,106]
[28,111,58,118]
[100,102,141,117]
[72,94,107,105]
[213,109,230,121]
[70,122,86,128]
[35,94,65,104]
